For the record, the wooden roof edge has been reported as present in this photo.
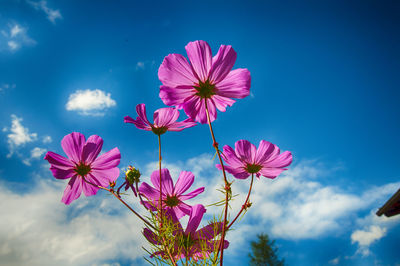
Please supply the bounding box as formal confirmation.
[376,189,400,217]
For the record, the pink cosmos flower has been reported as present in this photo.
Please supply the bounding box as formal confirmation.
[143,204,229,261]
[216,140,292,179]
[158,40,251,124]
[139,168,204,219]
[124,103,196,135]
[44,132,121,204]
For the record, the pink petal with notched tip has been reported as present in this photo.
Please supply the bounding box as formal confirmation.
[81,135,103,164]
[159,85,196,107]
[139,182,164,201]
[209,45,237,84]
[216,163,249,179]
[153,107,179,127]
[91,147,121,170]
[254,140,276,165]
[90,167,119,185]
[183,95,212,124]
[136,103,151,125]
[61,175,82,205]
[179,187,205,201]
[167,118,197,131]
[195,222,224,241]
[235,139,257,163]
[185,204,206,234]
[82,174,100,196]
[263,151,293,168]
[174,171,195,195]
[158,54,198,88]
[150,169,174,195]
[215,68,251,99]
[124,115,152,130]
[211,94,235,112]
[221,145,244,168]
[44,151,74,170]
[61,132,86,164]
[185,41,212,82]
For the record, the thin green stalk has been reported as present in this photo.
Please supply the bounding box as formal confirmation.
[227,174,254,229]
[204,99,229,266]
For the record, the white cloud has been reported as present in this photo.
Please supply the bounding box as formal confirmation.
[27,0,62,24]
[0,83,16,92]
[0,178,146,266]
[23,147,47,166]
[351,226,387,256]
[329,257,340,265]
[135,60,156,71]
[1,23,36,52]
[66,89,117,116]
[4,115,38,158]
[10,25,22,37]
[42,135,52,143]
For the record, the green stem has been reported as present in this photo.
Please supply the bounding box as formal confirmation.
[204,99,229,266]
[227,174,254,229]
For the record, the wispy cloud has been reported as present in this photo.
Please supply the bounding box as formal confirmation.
[135,60,156,71]
[1,23,36,52]
[0,178,146,266]
[0,83,16,92]
[3,115,38,158]
[351,226,387,256]
[66,89,117,116]
[22,147,47,166]
[42,135,52,143]
[26,0,62,24]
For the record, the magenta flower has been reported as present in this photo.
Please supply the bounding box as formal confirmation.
[143,204,229,261]
[217,140,292,179]
[158,40,251,124]
[139,168,204,219]
[44,132,121,204]
[124,103,196,135]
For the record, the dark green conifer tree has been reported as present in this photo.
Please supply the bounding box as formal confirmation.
[248,233,284,266]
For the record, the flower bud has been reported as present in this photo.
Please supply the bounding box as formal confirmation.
[125,165,141,185]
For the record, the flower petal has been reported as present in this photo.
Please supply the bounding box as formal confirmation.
[183,96,208,124]
[150,169,174,195]
[143,228,161,245]
[221,145,244,168]
[159,85,196,107]
[263,151,293,168]
[185,204,206,235]
[61,175,82,205]
[81,135,103,164]
[49,166,76,180]
[235,139,257,164]
[209,45,237,84]
[136,103,152,125]
[185,40,212,82]
[211,95,235,112]
[254,140,276,165]
[90,167,120,185]
[215,68,251,99]
[174,171,194,195]
[174,202,192,219]
[180,187,205,200]
[195,222,224,241]
[158,53,197,88]
[216,164,250,179]
[167,118,197,131]
[153,107,179,128]
[61,132,86,164]
[82,174,101,196]
[44,151,74,170]
[91,147,121,170]
[124,115,152,131]
[139,182,161,202]
[259,167,286,179]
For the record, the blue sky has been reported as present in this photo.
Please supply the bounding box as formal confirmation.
[1,0,400,265]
